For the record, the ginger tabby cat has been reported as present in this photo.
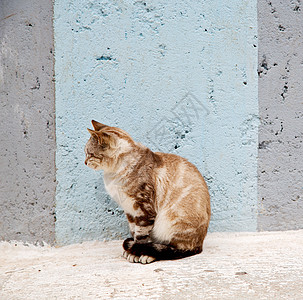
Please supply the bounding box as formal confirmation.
[85,120,211,264]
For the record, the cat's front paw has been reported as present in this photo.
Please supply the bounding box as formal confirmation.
[122,238,156,264]
[122,250,155,264]
[123,250,140,263]
[122,238,137,262]
[139,255,156,264]
[123,237,134,251]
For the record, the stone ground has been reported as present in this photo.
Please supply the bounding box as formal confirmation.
[0,230,302,300]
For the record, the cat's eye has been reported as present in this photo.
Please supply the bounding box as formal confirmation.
[101,143,108,150]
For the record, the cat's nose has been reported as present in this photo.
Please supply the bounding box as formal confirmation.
[85,158,88,165]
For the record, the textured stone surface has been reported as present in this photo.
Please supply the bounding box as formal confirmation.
[6,0,303,246]
[258,0,303,230]
[54,0,258,244]
[1,230,303,299]
[202,1,258,232]
[0,0,56,244]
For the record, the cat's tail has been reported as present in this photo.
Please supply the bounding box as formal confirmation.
[123,238,202,262]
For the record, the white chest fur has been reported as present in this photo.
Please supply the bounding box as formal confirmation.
[103,173,136,215]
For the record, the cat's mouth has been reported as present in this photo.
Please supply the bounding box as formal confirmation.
[86,157,102,170]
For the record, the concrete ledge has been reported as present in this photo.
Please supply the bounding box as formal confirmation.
[1,230,302,299]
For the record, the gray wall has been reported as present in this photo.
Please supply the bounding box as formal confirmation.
[0,0,56,244]
[258,0,303,230]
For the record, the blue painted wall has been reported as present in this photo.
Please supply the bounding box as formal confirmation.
[203,1,258,231]
[54,0,258,244]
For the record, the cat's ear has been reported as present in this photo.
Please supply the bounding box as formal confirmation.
[91,120,107,131]
[87,128,115,147]
[101,131,116,148]
[87,128,102,143]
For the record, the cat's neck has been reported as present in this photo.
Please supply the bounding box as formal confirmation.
[104,142,148,177]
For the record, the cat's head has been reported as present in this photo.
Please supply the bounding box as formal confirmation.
[84,120,135,171]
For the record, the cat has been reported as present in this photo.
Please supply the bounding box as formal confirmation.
[85,120,211,264]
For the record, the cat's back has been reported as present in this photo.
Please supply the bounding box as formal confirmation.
[154,152,207,187]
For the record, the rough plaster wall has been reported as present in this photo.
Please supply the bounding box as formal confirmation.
[0,0,56,244]
[203,1,258,232]
[258,0,303,230]
[54,0,258,245]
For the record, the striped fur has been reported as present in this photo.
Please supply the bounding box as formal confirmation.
[85,120,211,264]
